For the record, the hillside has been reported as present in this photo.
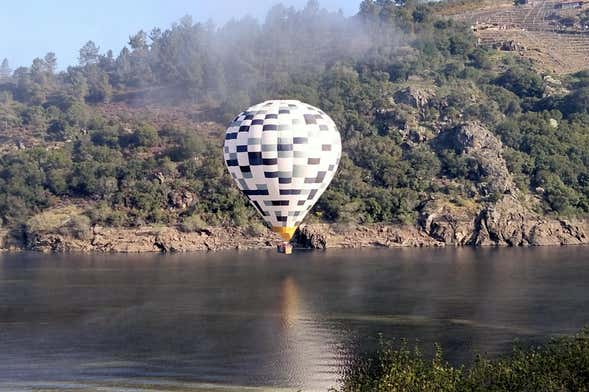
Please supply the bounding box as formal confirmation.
[444,0,589,74]
[0,0,588,251]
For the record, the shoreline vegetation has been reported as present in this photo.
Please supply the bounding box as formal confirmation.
[1,1,589,252]
[335,328,589,392]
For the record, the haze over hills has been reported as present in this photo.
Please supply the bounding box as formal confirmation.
[0,0,588,252]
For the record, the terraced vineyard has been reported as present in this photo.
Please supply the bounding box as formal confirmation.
[449,0,589,74]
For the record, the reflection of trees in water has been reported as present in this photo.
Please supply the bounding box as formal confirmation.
[291,247,589,365]
[1,248,588,387]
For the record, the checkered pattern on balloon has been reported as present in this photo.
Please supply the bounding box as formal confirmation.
[223,100,342,241]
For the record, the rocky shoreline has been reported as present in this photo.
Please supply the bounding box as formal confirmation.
[1,196,587,253]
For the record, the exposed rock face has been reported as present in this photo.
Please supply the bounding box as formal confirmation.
[493,40,526,52]
[472,195,529,246]
[4,214,587,253]
[167,189,196,210]
[0,229,8,251]
[471,196,587,246]
[293,223,444,249]
[417,193,587,248]
[441,122,515,195]
[394,86,435,110]
[92,226,273,253]
[25,234,89,253]
[419,200,478,246]
[292,225,328,249]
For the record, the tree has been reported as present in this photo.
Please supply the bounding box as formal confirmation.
[130,124,159,147]
[0,58,10,79]
[359,0,380,20]
[114,47,132,86]
[129,30,148,51]
[85,65,112,102]
[65,67,89,101]
[149,28,161,41]
[79,41,100,66]
[44,52,57,74]
[561,88,589,116]
[128,30,154,87]
[495,68,544,98]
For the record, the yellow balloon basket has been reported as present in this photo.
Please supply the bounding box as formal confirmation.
[273,226,296,254]
[272,226,297,242]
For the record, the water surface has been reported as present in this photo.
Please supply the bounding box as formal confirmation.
[0,247,588,391]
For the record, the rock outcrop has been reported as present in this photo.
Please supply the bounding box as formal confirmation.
[394,86,436,110]
[4,214,587,253]
[471,195,587,246]
[167,189,197,210]
[438,122,515,195]
[492,40,526,52]
[292,225,328,249]
[23,225,274,253]
[419,199,479,246]
[292,223,444,249]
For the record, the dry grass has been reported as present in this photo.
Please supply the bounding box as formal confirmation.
[26,206,84,232]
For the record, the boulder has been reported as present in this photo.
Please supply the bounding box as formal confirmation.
[292,225,328,249]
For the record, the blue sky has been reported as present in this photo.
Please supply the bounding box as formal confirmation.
[0,0,360,70]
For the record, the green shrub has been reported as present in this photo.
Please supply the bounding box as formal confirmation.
[85,202,127,227]
[130,123,159,147]
[337,328,589,392]
[25,206,91,240]
[179,214,207,232]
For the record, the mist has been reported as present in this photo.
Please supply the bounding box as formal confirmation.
[0,0,407,124]
[85,0,404,110]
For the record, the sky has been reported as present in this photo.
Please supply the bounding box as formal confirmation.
[0,0,361,71]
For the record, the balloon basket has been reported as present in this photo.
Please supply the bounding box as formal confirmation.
[277,242,293,255]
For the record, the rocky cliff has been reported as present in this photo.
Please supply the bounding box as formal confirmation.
[2,210,586,253]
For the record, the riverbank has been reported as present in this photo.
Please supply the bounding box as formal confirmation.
[1,210,587,253]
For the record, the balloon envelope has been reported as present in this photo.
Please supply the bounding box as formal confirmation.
[223,100,342,241]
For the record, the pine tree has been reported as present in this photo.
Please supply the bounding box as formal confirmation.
[0,58,11,78]
[79,41,100,66]
[44,52,57,74]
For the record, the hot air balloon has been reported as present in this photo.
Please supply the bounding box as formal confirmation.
[223,100,342,247]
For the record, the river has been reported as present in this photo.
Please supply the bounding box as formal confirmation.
[0,247,588,391]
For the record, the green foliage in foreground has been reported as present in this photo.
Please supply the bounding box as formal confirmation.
[337,328,589,392]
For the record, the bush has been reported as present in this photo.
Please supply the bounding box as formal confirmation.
[25,206,91,240]
[130,123,159,147]
[179,214,207,232]
[85,202,127,227]
[337,328,589,392]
